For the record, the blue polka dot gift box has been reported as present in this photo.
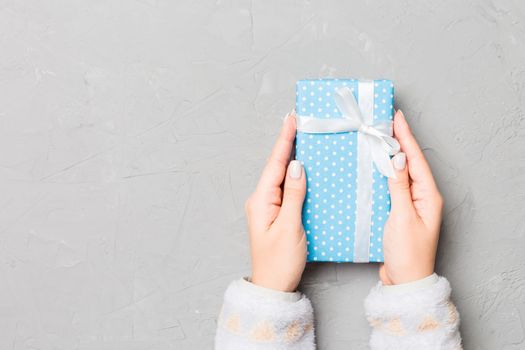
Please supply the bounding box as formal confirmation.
[295,79,399,263]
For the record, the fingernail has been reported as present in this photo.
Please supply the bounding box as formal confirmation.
[396,109,405,120]
[283,109,296,122]
[288,160,302,179]
[393,152,406,170]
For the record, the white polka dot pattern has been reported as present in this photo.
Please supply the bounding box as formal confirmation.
[295,79,394,263]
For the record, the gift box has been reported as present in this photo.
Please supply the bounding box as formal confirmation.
[295,79,397,263]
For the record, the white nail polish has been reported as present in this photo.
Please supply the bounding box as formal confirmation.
[393,152,406,170]
[289,160,302,179]
[283,109,296,121]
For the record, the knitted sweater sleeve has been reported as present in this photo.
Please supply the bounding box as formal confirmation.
[364,274,462,350]
[215,278,315,350]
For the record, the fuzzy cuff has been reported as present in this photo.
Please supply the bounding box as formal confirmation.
[365,275,462,350]
[215,278,315,350]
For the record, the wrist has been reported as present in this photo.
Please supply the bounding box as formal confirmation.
[251,273,297,293]
[242,277,301,301]
[381,273,438,293]
[381,261,435,285]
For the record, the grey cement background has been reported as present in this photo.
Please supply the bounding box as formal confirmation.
[1,1,524,349]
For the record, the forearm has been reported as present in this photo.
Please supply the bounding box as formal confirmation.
[215,278,315,349]
[365,274,462,350]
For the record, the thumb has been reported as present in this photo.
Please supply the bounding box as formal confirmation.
[388,152,414,215]
[278,160,306,228]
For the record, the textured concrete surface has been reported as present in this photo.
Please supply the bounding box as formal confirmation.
[1,1,524,349]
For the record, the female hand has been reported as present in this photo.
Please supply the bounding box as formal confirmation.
[245,113,307,292]
[381,110,444,285]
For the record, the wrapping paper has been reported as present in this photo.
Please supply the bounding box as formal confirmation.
[295,79,394,262]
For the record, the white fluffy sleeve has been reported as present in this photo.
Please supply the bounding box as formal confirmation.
[364,274,462,350]
[215,278,315,350]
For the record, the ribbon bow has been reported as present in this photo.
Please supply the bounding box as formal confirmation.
[296,87,400,178]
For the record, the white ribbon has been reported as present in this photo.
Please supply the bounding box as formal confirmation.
[296,86,400,178]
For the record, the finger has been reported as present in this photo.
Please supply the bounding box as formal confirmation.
[276,160,306,231]
[393,110,438,191]
[256,112,297,194]
[379,264,392,285]
[394,110,444,230]
[244,192,280,232]
[388,152,415,215]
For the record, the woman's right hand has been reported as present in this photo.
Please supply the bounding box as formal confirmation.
[380,110,444,285]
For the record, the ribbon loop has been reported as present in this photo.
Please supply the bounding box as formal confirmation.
[296,87,400,178]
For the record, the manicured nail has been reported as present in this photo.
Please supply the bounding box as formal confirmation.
[288,160,302,179]
[396,109,405,120]
[283,109,296,122]
[393,152,406,170]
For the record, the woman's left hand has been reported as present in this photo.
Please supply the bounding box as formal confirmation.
[245,112,307,293]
